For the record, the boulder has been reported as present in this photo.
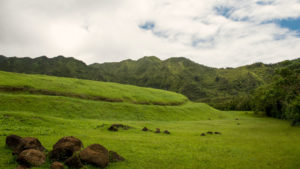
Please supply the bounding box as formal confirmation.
[13,137,46,155]
[111,124,131,130]
[201,133,206,136]
[155,128,160,133]
[206,131,213,134]
[109,151,125,162]
[142,127,148,131]
[108,126,118,131]
[164,130,170,134]
[79,144,109,168]
[65,154,83,169]
[49,136,83,161]
[214,132,221,135]
[51,161,64,169]
[16,149,46,167]
[6,135,22,150]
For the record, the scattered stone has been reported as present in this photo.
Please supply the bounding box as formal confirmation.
[109,151,125,162]
[206,131,213,134]
[13,137,46,155]
[108,126,118,131]
[164,130,170,134]
[16,149,46,167]
[6,135,22,150]
[214,132,221,135]
[79,144,109,168]
[111,124,131,130]
[51,162,64,169]
[7,136,121,169]
[142,127,149,131]
[65,154,83,169]
[155,128,161,133]
[108,124,132,131]
[50,136,83,162]
[201,133,206,136]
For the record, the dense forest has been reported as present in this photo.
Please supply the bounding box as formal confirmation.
[0,55,299,124]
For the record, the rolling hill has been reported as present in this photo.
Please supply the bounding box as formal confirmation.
[0,71,300,169]
[2,55,299,110]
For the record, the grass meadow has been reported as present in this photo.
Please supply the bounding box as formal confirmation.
[0,71,300,169]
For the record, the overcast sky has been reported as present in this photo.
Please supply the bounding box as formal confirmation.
[1,0,300,67]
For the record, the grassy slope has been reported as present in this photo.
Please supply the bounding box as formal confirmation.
[0,71,300,169]
[0,71,187,105]
[1,55,300,109]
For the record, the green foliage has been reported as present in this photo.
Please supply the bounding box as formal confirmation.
[0,55,299,111]
[286,96,300,126]
[253,64,300,124]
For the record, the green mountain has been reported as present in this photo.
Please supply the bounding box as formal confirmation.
[0,55,299,109]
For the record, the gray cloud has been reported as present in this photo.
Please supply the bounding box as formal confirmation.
[0,0,300,67]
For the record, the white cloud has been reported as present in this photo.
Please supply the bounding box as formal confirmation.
[0,0,300,67]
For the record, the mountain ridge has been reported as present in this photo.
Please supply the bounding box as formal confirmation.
[0,55,299,109]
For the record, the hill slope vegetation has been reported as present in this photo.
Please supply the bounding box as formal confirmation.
[0,55,299,115]
[0,71,187,105]
[0,71,300,169]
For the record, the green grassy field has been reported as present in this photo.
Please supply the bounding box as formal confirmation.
[0,71,187,105]
[0,71,300,169]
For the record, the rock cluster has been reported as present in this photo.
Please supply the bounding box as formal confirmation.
[200,131,222,136]
[6,135,46,168]
[49,136,83,162]
[5,135,125,169]
[142,127,170,134]
[106,124,171,135]
[108,124,131,131]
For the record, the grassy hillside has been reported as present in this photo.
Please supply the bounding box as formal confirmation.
[0,71,300,169]
[0,93,218,121]
[0,71,187,105]
[2,55,299,109]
